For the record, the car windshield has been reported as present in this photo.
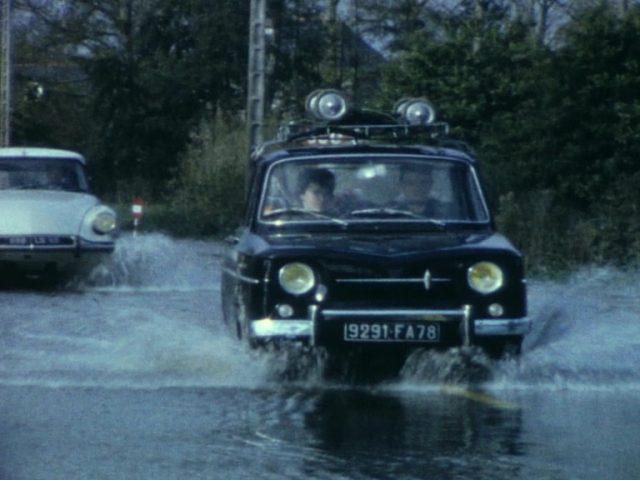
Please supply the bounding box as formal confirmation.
[0,158,89,192]
[259,155,489,225]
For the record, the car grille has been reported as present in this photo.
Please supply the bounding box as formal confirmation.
[322,260,460,308]
[0,235,77,249]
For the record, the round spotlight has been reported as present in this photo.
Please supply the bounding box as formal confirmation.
[394,98,436,125]
[306,89,349,121]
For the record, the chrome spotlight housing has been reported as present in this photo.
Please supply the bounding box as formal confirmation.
[394,98,437,125]
[305,89,349,121]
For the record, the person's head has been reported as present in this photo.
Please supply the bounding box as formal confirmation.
[297,168,335,211]
[399,164,434,203]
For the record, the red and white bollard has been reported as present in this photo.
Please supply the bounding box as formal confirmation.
[131,198,144,237]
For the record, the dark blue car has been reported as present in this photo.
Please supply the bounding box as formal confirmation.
[221,90,529,373]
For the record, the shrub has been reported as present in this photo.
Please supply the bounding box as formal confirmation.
[167,114,247,237]
[495,186,640,275]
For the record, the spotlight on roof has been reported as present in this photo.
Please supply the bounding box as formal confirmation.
[305,89,349,121]
[393,98,436,125]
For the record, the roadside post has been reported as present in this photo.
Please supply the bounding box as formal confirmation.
[131,198,144,237]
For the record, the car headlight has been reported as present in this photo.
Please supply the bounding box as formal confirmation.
[278,262,316,295]
[92,211,117,235]
[467,262,504,294]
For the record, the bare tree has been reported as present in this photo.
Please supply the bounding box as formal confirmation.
[506,0,565,45]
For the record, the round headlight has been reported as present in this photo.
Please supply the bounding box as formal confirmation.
[278,262,316,295]
[306,89,348,121]
[467,262,504,294]
[92,211,117,234]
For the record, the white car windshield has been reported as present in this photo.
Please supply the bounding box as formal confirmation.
[259,155,489,225]
[0,158,89,192]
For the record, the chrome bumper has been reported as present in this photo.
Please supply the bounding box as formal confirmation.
[252,319,314,338]
[250,306,530,344]
[474,318,531,336]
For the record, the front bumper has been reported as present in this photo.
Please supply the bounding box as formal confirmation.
[249,305,530,346]
[0,237,115,273]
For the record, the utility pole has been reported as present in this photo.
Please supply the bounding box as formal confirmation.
[326,0,341,86]
[0,0,11,146]
[472,0,484,54]
[247,0,266,160]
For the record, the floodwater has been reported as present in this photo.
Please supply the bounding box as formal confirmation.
[2,234,640,479]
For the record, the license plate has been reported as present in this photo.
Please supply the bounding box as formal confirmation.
[0,236,74,247]
[343,322,440,342]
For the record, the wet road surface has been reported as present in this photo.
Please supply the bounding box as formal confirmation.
[2,234,640,479]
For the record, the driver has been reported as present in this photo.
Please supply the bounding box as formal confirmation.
[297,168,336,212]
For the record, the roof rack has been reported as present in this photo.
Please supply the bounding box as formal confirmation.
[251,89,476,160]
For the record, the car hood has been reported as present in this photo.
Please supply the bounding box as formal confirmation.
[256,230,520,260]
[0,190,99,235]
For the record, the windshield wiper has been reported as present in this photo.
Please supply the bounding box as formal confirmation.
[262,207,348,226]
[348,208,447,228]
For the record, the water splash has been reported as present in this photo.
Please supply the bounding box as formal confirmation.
[389,266,640,392]
[5,236,640,392]
[1,313,271,389]
[79,233,222,290]
[491,266,640,390]
[400,347,493,384]
[0,234,255,389]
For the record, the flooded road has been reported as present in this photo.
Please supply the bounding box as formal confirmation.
[2,234,640,479]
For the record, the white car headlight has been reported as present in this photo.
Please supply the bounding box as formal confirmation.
[92,211,117,235]
[467,262,504,294]
[278,262,316,295]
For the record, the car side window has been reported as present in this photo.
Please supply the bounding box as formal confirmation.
[262,171,291,215]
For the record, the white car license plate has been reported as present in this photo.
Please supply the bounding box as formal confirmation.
[343,322,440,342]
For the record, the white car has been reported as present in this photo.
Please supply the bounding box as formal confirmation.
[0,147,117,280]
